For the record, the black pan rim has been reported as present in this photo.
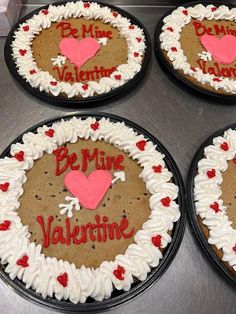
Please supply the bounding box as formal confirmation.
[186,123,236,288]
[4,0,152,109]
[0,112,186,312]
[154,0,236,103]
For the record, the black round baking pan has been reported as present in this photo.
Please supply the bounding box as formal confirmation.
[4,1,151,108]
[0,112,186,312]
[154,1,236,103]
[186,123,236,288]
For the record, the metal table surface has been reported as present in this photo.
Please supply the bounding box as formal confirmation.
[0,1,235,313]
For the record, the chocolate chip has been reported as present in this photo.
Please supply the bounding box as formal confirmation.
[122,214,127,219]
[49,183,52,186]
[63,187,67,192]
[92,244,95,249]
[51,194,56,198]
[44,171,48,174]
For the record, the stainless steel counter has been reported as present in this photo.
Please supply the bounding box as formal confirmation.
[0,1,236,314]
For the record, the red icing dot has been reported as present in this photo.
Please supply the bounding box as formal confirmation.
[17,255,29,268]
[161,196,171,207]
[220,142,229,151]
[153,165,162,173]
[0,182,9,192]
[134,52,139,57]
[29,69,36,75]
[90,121,99,131]
[213,78,221,82]
[19,49,26,56]
[113,265,125,280]
[151,235,162,248]
[82,84,89,91]
[211,7,217,12]
[0,220,11,231]
[23,25,29,32]
[57,272,68,287]
[233,157,236,164]
[83,2,90,8]
[182,10,188,16]
[113,12,118,17]
[42,9,48,15]
[14,151,24,161]
[136,140,146,151]
[45,129,55,138]
[115,75,121,80]
[171,47,177,52]
[129,25,135,30]
[232,244,236,253]
[191,67,197,72]
[167,27,174,32]
[207,169,216,178]
[210,202,221,213]
[50,81,57,86]
[136,37,142,43]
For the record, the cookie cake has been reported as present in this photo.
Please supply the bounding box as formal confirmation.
[11,1,146,99]
[0,116,181,303]
[159,4,236,95]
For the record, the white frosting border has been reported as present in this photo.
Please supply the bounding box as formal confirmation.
[0,117,180,303]
[194,128,236,272]
[159,4,236,94]
[11,1,146,98]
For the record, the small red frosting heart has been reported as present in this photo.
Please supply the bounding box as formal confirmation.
[113,265,125,280]
[167,27,174,32]
[0,182,9,192]
[17,255,29,268]
[233,157,236,164]
[19,49,26,56]
[210,202,221,213]
[115,75,121,80]
[161,196,171,207]
[153,165,162,173]
[14,151,24,161]
[23,25,29,32]
[30,69,36,75]
[0,220,11,231]
[151,235,162,248]
[220,142,229,151]
[83,2,90,8]
[82,84,89,91]
[134,52,139,57]
[136,37,142,43]
[182,10,188,16]
[90,121,99,131]
[57,272,68,287]
[45,129,55,138]
[113,12,118,17]
[136,140,146,151]
[129,25,135,30]
[42,9,48,15]
[171,47,177,52]
[207,169,216,178]
[232,244,236,253]
[50,81,57,86]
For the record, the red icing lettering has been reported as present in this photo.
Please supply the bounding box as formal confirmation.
[36,215,134,247]
[56,22,79,38]
[197,59,236,79]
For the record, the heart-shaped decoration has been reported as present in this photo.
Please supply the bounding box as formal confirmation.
[151,235,162,247]
[17,255,29,268]
[113,265,125,280]
[0,220,11,231]
[57,272,68,287]
[0,182,9,192]
[59,38,100,68]
[64,170,112,210]
[200,34,236,64]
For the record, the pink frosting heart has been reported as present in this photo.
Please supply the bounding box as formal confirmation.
[200,34,236,64]
[64,170,112,210]
[59,37,100,68]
